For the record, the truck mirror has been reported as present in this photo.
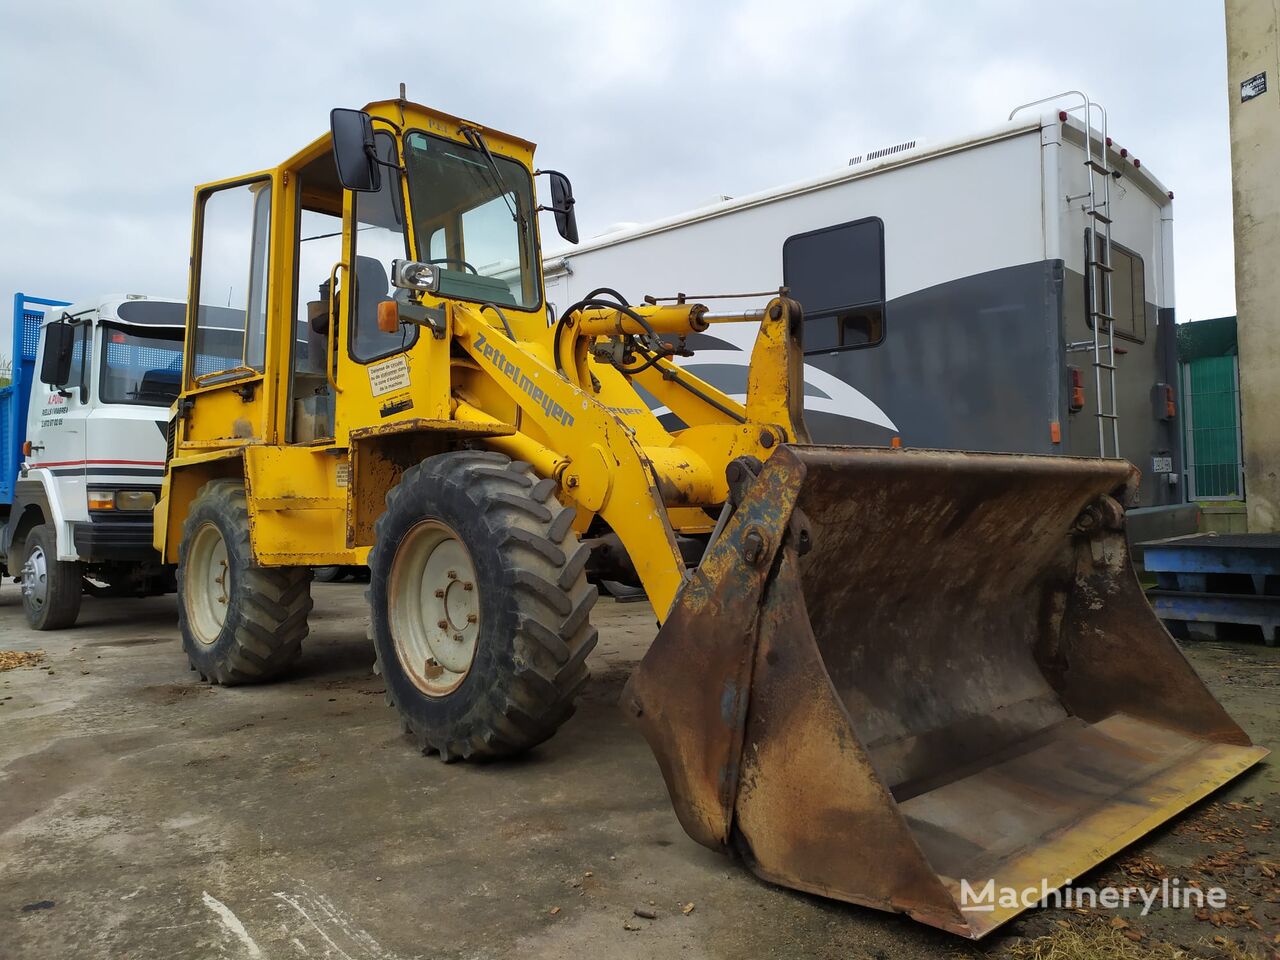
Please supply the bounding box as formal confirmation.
[330,108,381,193]
[548,171,579,244]
[39,320,76,387]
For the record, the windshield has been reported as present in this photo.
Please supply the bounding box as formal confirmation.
[100,324,185,406]
[403,131,541,310]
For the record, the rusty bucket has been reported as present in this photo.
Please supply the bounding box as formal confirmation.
[623,445,1267,938]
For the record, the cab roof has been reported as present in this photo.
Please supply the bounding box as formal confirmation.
[276,98,537,176]
[44,295,186,331]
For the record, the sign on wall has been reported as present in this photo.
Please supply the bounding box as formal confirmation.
[1241,71,1267,102]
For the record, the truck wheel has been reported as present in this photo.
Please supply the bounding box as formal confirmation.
[177,479,313,685]
[369,451,598,761]
[20,524,83,630]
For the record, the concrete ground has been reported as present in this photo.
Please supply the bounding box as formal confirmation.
[0,580,1276,960]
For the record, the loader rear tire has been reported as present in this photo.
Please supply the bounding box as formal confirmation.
[369,450,598,761]
[177,479,313,685]
[20,524,83,630]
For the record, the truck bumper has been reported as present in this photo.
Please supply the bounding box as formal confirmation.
[71,515,159,563]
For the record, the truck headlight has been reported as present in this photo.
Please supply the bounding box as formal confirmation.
[91,490,157,511]
[115,490,157,511]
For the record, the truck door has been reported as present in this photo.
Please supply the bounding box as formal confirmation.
[27,318,91,557]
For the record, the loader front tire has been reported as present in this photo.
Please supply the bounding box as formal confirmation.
[20,524,83,630]
[177,479,313,685]
[369,451,598,761]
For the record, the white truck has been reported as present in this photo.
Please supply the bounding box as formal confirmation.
[0,293,184,628]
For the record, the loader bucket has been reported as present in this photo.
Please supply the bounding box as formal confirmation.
[623,445,1267,939]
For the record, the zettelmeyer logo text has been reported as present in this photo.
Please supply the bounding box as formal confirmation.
[473,332,575,428]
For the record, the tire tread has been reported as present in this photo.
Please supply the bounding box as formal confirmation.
[369,453,597,761]
[177,479,312,686]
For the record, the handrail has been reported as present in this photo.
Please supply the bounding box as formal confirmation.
[326,261,348,394]
[1009,89,1090,122]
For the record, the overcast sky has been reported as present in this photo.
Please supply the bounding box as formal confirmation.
[0,0,1235,352]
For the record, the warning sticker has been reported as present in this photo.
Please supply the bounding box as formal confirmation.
[335,462,350,487]
[368,355,411,397]
[1241,72,1267,102]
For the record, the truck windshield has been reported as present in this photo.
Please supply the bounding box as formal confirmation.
[100,324,185,407]
[403,131,541,310]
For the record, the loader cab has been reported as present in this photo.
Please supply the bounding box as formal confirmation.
[163,99,584,575]
[176,99,568,453]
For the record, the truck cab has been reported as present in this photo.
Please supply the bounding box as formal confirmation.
[1,294,184,628]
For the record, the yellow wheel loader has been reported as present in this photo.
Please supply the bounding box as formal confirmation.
[155,98,1266,939]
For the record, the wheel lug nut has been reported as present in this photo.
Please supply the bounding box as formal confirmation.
[437,619,449,629]
[447,570,458,580]
[462,582,474,591]
[466,613,477,624]
[453,633,464,642]
[434,588,445,598]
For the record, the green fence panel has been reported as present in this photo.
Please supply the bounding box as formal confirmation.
[1184,356,1242,499]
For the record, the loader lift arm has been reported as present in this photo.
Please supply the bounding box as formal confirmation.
[449,293,809,620]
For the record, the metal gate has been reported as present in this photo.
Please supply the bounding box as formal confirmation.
[1182,355,1244,501]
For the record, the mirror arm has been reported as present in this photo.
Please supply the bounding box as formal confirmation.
[365,145,403,172]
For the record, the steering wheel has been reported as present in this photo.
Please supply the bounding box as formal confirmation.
[425,257,478,275]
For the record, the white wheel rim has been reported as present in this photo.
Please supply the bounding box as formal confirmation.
[21,544,48,610]
[388,519,481,697]
[185,522,230,644]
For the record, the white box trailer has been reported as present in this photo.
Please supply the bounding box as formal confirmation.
[543,96,1184,517]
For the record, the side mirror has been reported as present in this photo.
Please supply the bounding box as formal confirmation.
[40,320,76,387]
[546,171,579,244]
[330,108,381,193]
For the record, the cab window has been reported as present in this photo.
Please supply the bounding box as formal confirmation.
[100,324,184,406]
[190,179,272,383]
[69,322,91,403]
[403,131,540,310]
[350,131,413,362]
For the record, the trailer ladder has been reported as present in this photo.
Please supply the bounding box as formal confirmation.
[1010,92,1121,458]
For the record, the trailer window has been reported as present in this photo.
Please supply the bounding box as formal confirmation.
[783,218,885,353]
[191,179,273,383]
[1088,232,1146,342]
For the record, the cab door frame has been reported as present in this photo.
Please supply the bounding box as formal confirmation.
[180,171,284,448]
